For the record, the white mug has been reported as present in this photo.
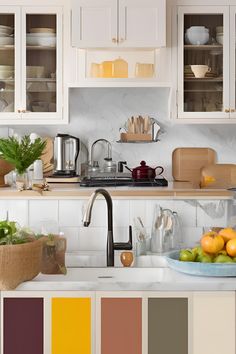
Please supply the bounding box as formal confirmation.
[190,65,211,78]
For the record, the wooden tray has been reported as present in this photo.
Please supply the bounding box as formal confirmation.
[172,147,217,183]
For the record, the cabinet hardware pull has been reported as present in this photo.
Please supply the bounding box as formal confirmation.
[22,110,27,113]
[225,109,230,113]
[17,109,21,113]
[231,109,235,113]
[112,38,117,43]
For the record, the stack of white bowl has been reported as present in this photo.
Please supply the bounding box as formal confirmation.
[216,26,223,45]
[0,65,14,80]
[26,27,56,47]
[0,25,14,46]
[185,26,209,45]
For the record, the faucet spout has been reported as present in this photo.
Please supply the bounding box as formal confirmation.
[83,188,132,267]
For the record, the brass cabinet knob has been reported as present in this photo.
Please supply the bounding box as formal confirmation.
[225,109,230,113]
[17,109,21,113]
[22,109,26,113]
[112,38,117,43]
[231,109,235,113]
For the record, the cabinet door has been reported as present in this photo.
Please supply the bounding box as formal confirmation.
[119,0,166,48]
[148,297,188,354]
[0,7,21,121]
[100,297,142,354]
[3,297,44,354]
[229,7,236,118]
[192,292,235,354]
[52,297,91,354]
[21,7,63,121]
[177,6,230,120]
[71,0,118,48]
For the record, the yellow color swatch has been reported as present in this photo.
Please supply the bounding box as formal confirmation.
[52,298,91,354]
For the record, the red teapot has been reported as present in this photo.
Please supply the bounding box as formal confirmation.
[126,161,164,180]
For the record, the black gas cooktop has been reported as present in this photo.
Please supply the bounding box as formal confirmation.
[80,176,168,187]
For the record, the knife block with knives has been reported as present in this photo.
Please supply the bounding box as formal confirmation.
[120,116,160,142]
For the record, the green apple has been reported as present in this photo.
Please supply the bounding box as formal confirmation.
[196,254,212,263]
[213,254,234,263]
[179,249,196,262]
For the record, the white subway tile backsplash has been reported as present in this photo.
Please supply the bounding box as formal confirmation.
[0,200,28,226]
[196,200,228,228]
[0,200,9,220]
[173,200,197,227]
[29,200,59,230]
[130,200,147,225]
[8,200,28,226]
[113,200,130,227]
[181,227,203,248]
[59,227,80,252]
[59,200,83,227]
[78,227,107,251]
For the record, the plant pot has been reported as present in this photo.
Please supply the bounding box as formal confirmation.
[0,158,14,186]
[0,239,42,290]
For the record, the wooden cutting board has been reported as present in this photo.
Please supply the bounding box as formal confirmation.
[172,148,217,183]
[201,164,236,189]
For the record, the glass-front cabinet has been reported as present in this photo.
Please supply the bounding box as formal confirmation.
[0,6,62,123]
[177,6,231,120]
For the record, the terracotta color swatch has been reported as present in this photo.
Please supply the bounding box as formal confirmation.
[4,297,43,354]
[101,298,142,354]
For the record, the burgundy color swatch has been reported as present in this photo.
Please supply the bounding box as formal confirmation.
[4,298,43,354]
[101,298,142,354]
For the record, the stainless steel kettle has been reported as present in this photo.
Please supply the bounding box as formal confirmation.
[54,134,80,176]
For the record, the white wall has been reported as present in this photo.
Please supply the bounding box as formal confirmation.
[4,87,236,179]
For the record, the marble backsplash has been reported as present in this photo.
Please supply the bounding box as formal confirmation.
[3,87,236,179]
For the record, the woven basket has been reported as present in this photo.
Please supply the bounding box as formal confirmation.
[0,239,43,290]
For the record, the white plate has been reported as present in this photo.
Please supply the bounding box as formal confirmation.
[27,33,56,37]
[26,36,56,47]
[0,37,14,46]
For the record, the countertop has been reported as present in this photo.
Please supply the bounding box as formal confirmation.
[16,267,236,291]
[0,181,234,199]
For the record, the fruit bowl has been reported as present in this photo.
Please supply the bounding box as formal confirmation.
[166,251,236,277]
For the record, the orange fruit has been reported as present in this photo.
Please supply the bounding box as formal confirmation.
[219,228,236,242]
[201,232,225,254]
[226,238,236,257]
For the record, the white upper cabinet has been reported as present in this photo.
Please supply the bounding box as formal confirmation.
[119,0,166,48]
[0,1,70,125]
[71,0,118,48]
[72,0,166,48]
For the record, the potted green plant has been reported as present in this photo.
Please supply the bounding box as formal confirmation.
[0,220,42,290]
[0,135,46,189]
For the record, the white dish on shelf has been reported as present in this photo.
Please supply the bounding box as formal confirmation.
[26,66,45,78]
[216,34,223,45]
[0,71,14,79]
[0,25,13,35]
[0,65,14,71]
[30,27,55,34]
[186,26,209,32]
[0,37,14,46]
[216,26,223,33]
[47,82,56,91]
[27,32,56,37]
[26,35,56,47]
[186,31,209,45]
